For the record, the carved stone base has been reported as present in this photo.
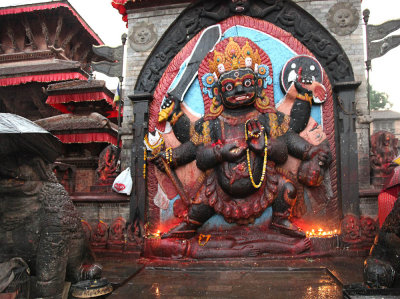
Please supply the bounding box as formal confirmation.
[144,227,325,259]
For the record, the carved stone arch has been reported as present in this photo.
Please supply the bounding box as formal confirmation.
[134,0,355,94]
[129,0,360,231]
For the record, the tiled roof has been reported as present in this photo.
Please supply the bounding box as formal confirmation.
[35,112,118,132]
[0,1,102,44]
[371,110,400,120]
[47,79,107,93]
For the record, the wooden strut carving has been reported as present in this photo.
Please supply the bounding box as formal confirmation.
[22,15,37,50]
[6,24,19,52]
[53,14,63,48]
[71,41,83,60]
[61,28,79,50]
[39,14,50,47]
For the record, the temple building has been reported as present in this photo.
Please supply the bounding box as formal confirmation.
[0,1,127,232]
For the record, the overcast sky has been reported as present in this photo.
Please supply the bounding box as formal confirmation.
[1,0,400,110]
[361,0,400,111]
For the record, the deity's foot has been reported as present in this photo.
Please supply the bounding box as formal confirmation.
[161,222,198,239]
[291,238,312,254]
[270,217,306,238]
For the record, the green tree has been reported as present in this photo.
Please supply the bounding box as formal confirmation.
[369,85,392,110]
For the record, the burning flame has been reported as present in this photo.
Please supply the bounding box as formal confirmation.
[145,229,162,239]
[306,228,339,238]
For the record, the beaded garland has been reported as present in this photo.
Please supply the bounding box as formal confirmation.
[244,119,268,189]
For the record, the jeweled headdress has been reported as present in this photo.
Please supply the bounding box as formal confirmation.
[208,38,262,78]
[198,36,275,119]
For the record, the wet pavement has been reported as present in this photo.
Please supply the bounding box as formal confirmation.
[100,257,366,298]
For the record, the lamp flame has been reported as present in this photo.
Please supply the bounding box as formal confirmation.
[306,228,339,238]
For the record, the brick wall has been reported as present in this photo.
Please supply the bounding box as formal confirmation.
[120,4,187,169]
[74,169,96,193]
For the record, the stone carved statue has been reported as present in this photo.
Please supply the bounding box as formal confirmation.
[96,144,119,184]
[129,21,157,52]
[370,131,398,187]
[108,217,126,249]
[340,214,362,245]
[148,37,332,256]
[326,2,359,36]
[201,0,284,21]
[364,196,400,288]
[0,154,102,298]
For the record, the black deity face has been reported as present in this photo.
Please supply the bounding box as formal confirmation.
[219,68,257,109]
[229,0,250,13]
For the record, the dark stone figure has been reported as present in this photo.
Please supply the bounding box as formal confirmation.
[364,196,400,288]
[150,37,331,256]
[0,154,102,298]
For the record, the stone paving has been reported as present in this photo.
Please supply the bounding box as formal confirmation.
[100,257,366,298]
[109,268,340,298]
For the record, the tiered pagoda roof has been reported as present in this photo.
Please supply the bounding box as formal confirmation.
[46,79,117,117]
[0,0,105,120]
[35,112,119,146]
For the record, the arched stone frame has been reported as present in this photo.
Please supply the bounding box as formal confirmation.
[135,0,354,94]
[130,0,359,230]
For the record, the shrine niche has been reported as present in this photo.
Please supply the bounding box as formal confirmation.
[139,2,347,258]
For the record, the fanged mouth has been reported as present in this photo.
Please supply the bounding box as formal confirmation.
[235,95,251,101]
[227,94,254,104]
[299,76,315,85]
[235,6,245,12]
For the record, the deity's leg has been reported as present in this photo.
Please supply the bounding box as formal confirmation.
[162,203,215,239]
[271,178,306,238]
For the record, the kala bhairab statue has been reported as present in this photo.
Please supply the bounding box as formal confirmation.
[144,36,332,258]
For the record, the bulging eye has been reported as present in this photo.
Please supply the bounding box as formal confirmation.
[225,83,234,92]
[243,79,253,87]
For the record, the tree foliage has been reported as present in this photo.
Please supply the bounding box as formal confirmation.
[369,85,392,110]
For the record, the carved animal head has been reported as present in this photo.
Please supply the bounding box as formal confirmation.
[0,154,51,195]
[364,257,396,288]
